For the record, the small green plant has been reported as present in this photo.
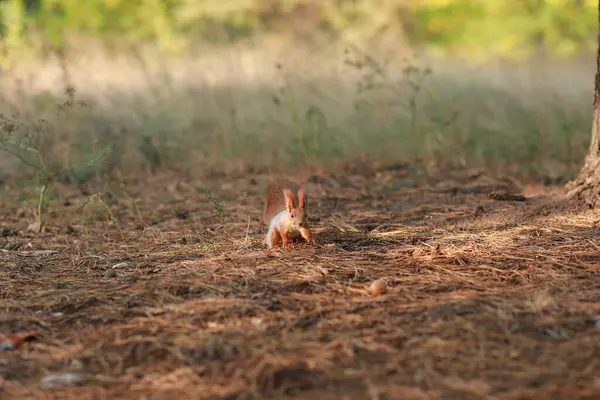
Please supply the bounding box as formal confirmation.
[272,62,334,164]
[76,192,125,241]
[0,86,113,232]
[137,134,161,173]
[343,45,432,138]
[199,187,224,222]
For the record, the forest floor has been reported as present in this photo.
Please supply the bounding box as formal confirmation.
[2,164,600,400]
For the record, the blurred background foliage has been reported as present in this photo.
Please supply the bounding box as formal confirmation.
[0,0,597,196]
[0,0,596,59]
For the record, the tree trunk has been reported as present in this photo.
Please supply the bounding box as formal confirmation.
[566,0,600,207]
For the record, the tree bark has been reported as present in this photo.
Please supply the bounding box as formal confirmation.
[566,0,600,207]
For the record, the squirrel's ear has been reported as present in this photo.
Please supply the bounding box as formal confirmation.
[283,189,295,212]
[297,188,306,209]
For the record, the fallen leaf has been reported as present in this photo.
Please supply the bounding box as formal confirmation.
[0,330,37,351]
[24,222,47,233]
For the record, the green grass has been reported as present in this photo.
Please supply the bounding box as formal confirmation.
[0,42,594,185]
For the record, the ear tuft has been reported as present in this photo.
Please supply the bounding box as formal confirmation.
[283,188,295,212]
[297,188,306,209]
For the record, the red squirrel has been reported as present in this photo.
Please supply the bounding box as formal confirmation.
[263,178,316,249]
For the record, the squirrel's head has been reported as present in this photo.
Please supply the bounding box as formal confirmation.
[283,188,307,229]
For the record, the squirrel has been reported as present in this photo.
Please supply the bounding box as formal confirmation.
[263,178,316,249]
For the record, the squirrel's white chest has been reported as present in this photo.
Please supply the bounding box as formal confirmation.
[265,210,302,245]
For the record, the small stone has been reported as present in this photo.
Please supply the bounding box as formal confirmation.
[40,373,86,389]
[31,250,58,256]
